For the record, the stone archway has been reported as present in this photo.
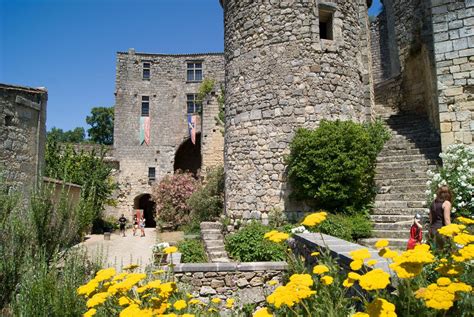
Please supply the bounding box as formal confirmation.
[133,194,156,227]
[173,133,201,175]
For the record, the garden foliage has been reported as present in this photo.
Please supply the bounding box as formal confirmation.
[225,222,286,262]
[316,213,373,242]
[151,171,198,227]
[287,120,390,213]
[176,239,208,263]
[426,144,474,217]
[187,165,224,222]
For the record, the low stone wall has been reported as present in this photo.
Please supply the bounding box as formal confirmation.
[171,262,287,305]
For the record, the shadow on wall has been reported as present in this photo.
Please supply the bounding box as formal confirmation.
[174,133,202,176]
[133,193,156,227]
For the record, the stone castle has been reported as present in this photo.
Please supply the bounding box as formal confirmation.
[106,0,472,245]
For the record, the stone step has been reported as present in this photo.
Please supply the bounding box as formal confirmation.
[376,154,439,163]
[375,193,426,201]
[211,257,231,263]
[373,221,413,230]
[200,222,222,230]
[202,233,224,240]
[386,136,439,145]
[201,229,222,234]
[370,214,417,223]
[372,207,428,215]
[206,246,226,253]
[376,160,437,167]
[374,200,426,209]
[379,147,440,156]
[374,171,429,180]
[209,251,229,259]
[372,229,411,239]
[359,238,408,250]
[204,240,224,248]
[375,178,428,186]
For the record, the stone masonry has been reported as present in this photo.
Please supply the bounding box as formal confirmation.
[0,83,47,193]
[221,0,374,218]
[111,50,224,220]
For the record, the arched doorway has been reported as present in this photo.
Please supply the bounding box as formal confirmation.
[173,133,201,175]
[133,194,156,227]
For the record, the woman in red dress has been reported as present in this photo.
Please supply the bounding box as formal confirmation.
[407,213,423,250]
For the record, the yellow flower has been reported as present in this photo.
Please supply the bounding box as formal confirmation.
[311,251,320,256]
[389,244,434,279]
[313,264,329,275]
[415,280,472,310]
[173,299,187,310]
[348,272,361,280]
[211,297,222,304]
[301,211,327,227]
[320,275,333,285]
[83,308,97,317]
[122,264,139,270]
[436,262,463,276]
[267,280,278,286]
[350,248,371,261]
[453,244,474,262]
[456,216,474,225]
[77,279,99,297]
[264,230,290,243]
[163,246,178,254]
[86,292,109,308]
[343,278,354,288]
[113,272,128,281]
[375,239,389,249]
[108,273,146,295]
[189,299,204,305]
[152,269,165,274]
[378,248,399,259]
[95,268,116,282]
[453,233,474,245]
[358,269,390,291]
[366,298,396,317]
[118,296,133,306]
[350,260,363,271]
[437,277,451,286]
[120,304,153,317]
[351,313,369,317]
[182,315,195,317]
[253,307,272,317]
[367,260,377,267]
[438,224,466,237]
[226,298,235,308]
[267,274,315,308]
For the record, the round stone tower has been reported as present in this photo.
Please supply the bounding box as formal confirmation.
[221,0,374,218]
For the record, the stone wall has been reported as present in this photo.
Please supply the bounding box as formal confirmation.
[172,262,287,306]
[222,0,374,217]
[201,93,224,174]
[0,83,47,193]
[370,11,392,83]
[431,0,474,149]
[111,50,224,219]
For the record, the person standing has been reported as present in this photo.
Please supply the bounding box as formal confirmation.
[140,217,146,237]
[118,214,127,237]
[132,215,138,236]
[429,185,452,248]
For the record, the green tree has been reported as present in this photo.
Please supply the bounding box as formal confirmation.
[47,127,85,143]
[86,106,114,145]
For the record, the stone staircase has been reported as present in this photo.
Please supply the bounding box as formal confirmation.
[200,222,230,263]
[360,112,441,249]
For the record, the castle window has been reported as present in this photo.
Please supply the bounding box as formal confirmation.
[187,94,201,114]
[319,6,334,40]
[141,96,150,117]
[187,62,203,82]
[143,62,151,79]
[148,167,156,181]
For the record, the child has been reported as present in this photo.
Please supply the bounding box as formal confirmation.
[132,215,138,236]
[407,213,423,250]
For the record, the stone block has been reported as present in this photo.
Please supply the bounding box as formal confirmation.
[444,87,463,96]
[441,132,455,146]
[199,286,217,296]
[440,122,452,132]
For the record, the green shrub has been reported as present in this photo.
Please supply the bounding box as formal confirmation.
[177,239,207,263]
[225,222,286,262]
[187,166,224,222]
[315,213,373,242]
[287,120,390,213]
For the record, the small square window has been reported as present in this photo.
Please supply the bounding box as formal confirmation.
[186,94,201,114]
[141,96,150,117]
[148,167,156,180]
[143,62,151,79]
[319,8,334,40]
[187,62,203,82]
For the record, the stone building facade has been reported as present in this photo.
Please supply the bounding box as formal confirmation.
[111,50,224,223]
[221,0,374,217]
[0,83,47,193]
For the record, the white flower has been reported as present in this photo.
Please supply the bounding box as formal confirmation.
[291,226,309,234]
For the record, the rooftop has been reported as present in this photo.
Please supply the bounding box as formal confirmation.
[117,49,223,57]
[0,83,48,94]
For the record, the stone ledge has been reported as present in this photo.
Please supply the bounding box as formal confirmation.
[169,261,287,273]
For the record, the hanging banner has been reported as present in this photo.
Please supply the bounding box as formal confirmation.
[187,114,197,145]
[139,117,150,145]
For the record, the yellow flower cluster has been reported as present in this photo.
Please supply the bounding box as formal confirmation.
[456,216,474,225]
[452,244,474,262]
[253,307,273,317]
[358,269,390,291]
[301,211,327,227]
[163,246,178,254]
[264,230,290,243]
[343,272,360,288]
[453,232,474,245]
[366,298,396,317]
[349,248,372,271]
[389,244,434,279]
[267,274,315,308]
[374,239,389,249]
[438,224,466,237]
[312,264,329,275]
[415,277,472,310]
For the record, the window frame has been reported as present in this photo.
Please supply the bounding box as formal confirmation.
[148,167,156,181]
[319,6,334,41]
[143,62,151,80]
[186,61,203,82]
[186,93,201,114]
[141,96,150,117]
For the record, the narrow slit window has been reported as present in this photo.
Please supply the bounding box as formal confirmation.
[143,62,151,79]
[141,96,150,117]
[319,8,334,40]
[187,94,201,114]
[148,167,156,181]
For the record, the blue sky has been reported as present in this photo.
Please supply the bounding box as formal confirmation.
[1,0,382,133]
